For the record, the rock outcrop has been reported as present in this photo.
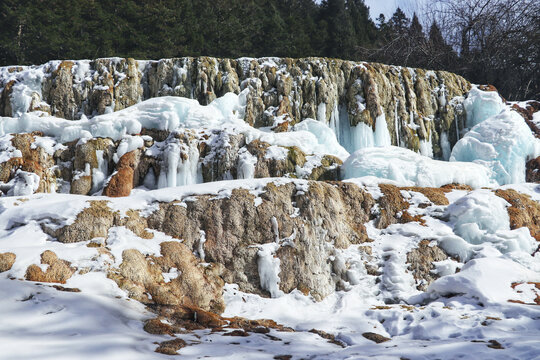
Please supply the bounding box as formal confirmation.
[495,189,540,241]
[1,57,471,156]
[25,250,75,284]
[407,240,449,291]
[41,180,374,301]
[110,243,225,313]
[0,252,15,273]
[0,127,343,197]
[526,157,540,183]
[24,178,514,311]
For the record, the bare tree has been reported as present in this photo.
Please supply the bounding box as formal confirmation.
[423,0,539,99]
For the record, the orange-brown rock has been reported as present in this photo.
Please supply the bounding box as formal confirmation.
[440,183,473,192]
[407,240,450,291]
[401,186,451,206]
[150,303,294,336]
[45,201,115,243]
[42,200,152,243]
[478,84,498,92]
[146,181,374,300]
[309,329,346,347]
[2,57,473,156]
[45,61,78,119]
[109,242,225,313]
[377,184,410,228]
[143,318,177,335]
[103,151,138,197]
[25,250,75,284]
[526,157,540,183]
[0,252,16,272]
[510,282,540,305]
[362,332,391,343]
[0,79,15,116]
[495,189,540,241]
[0,133,56,193]
[511,101,540,138]
[400,211,427,225]
[376,184,464,228]
[155,338,187,355]
[51,285,81,292]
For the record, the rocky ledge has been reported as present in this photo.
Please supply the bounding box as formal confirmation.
[0,57,539,359]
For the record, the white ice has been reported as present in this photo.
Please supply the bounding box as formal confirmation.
[341,146,495,188]
[451,108,540,184]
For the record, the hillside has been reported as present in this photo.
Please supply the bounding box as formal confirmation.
[0,57,539,359]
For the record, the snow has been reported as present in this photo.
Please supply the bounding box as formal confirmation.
[464,87,505,129]
[32,135,67,156]
[0,134,22,162]
[106,227,179,267]
[264,145,288,161]
[292,118,349,160]
[427,257,539,304]
[0,90,349,161]
[0,177,539,359]
[533,110,540,129]
[342,146,495,188]
[0,275,169,360]
[451,108,540,184]
[5,64,49,117]
[4,170,41,196]
[237,147,257,179]
[114,135,144,162]
[445,190,537,256]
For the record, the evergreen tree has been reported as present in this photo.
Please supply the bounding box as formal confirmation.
[0,0,535,100]
[369,7,411,66]
[321,0,355,58]
[254,0,287,56]
[347,0,376,52]
[388,7,409,35]
[428,21,445,50]
[407,13,427,67]
[426,21,456,69]
[375,14,386,29]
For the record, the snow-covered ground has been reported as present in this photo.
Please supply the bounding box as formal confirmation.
[0,180,539,359]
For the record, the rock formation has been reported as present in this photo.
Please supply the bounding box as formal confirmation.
[1,57,470,155]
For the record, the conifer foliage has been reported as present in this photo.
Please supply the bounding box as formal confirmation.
[0,0,537,100]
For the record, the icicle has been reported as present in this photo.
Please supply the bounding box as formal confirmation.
[374,113,391,147]
[166,143,180,188]
[455,113,460,142]
[91,150,108,193]
[441,132,451,161]
[237,147,257,179]
[394,101,401,148]
[198,230,206,261]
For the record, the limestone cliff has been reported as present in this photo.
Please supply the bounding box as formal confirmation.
[0,57,471,157]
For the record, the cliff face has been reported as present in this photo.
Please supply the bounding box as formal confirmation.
[0,57,470,157]
[1,58,540,357]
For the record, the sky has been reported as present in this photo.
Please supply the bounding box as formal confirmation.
[363,0,426,21]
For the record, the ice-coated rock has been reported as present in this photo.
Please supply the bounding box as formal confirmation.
[0,57,472,157]
[451,108,540,184]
